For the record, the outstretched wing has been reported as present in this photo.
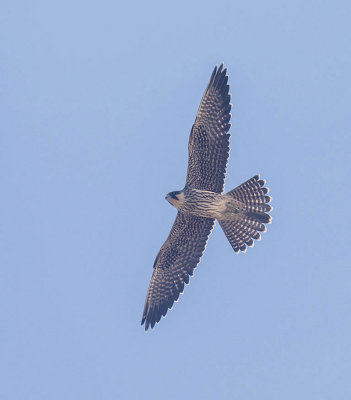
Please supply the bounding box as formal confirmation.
[186,64,231,193]
[141,213,214,330]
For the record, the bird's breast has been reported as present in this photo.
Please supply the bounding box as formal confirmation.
[180,188,225,219]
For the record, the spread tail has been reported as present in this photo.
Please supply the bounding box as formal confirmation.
[219,175,272,253]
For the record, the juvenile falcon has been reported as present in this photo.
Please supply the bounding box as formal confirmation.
[141,64,272,330]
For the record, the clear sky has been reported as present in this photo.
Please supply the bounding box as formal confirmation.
[1,0,350,399]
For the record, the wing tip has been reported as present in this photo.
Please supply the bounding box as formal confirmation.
[207,63,229,93]
[140,267,200,331]
[141,305,171,332]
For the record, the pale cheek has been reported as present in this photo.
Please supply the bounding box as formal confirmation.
[170,199,181,209]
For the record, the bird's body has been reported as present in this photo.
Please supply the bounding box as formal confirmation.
[167,187,226,219]
[167,187,244,220]
[141,65,272,330]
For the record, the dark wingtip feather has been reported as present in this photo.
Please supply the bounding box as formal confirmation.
[206,63,229,93]
[208,65,218,88]
[141,295,177,331]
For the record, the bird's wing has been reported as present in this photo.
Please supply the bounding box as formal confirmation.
[141,212,214,330]
[186,64,232,193]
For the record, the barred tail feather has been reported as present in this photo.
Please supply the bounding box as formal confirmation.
[245,211,271,224]
[220,175,272,253]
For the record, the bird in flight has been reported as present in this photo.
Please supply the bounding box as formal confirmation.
[141,64,272,331]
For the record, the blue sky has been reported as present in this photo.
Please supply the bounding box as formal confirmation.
[1,0,350,399]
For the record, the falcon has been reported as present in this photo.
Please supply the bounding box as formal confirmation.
[141,64,272,330]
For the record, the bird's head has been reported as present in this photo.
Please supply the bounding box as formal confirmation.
[165,190,184,208]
